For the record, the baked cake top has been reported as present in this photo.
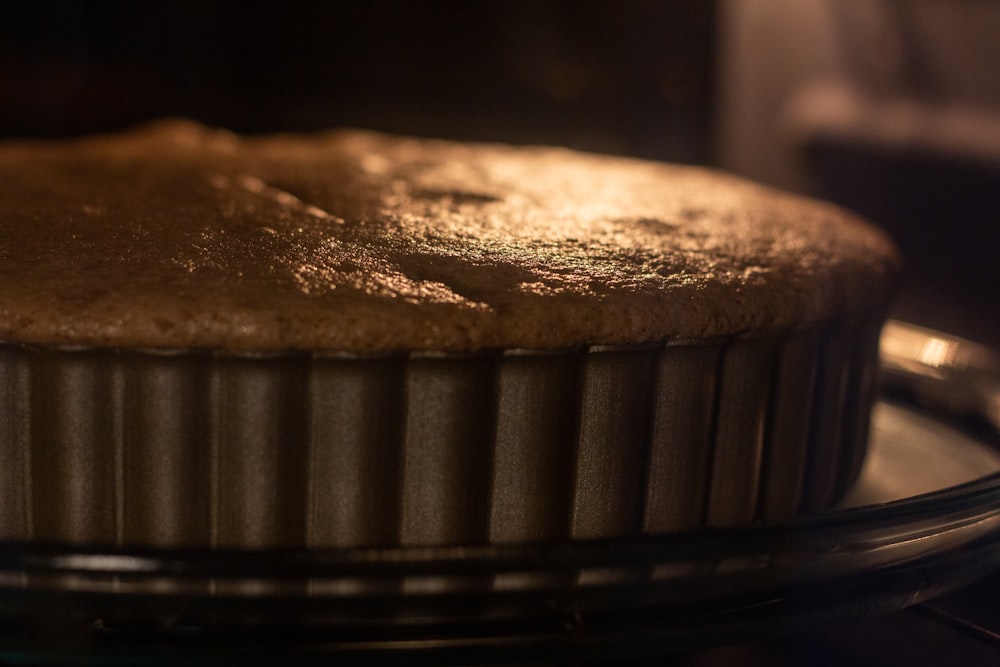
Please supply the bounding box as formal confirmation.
[0,120,898,352]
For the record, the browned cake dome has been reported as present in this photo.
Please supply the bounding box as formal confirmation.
[0,120,896,352]
[0,121,899,549]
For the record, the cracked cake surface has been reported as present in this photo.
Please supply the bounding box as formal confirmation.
[0,120,899,352]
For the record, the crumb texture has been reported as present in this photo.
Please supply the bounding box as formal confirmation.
[0,120,899,351]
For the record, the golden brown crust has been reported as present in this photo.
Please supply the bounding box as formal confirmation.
[0,120,899,352]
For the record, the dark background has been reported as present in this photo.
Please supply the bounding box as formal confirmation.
[0,1,716,164]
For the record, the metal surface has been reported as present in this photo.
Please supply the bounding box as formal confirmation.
[0,317,883,548]
[880,320,1000,431]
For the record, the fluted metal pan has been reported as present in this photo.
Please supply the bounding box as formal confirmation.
[0,314,885,549]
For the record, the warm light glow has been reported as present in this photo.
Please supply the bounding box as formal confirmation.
[919,337,957,368]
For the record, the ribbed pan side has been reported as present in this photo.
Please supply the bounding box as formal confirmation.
[489,351,581,543]
[0,317,885,549]
[121,352,213,547]
[305,356,406,548]
[0,347,30,541]
[570,348,658,540]
[29,349,120,544]
[642,343,723,533]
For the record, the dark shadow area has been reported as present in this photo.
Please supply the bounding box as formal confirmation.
[0,2,716,164]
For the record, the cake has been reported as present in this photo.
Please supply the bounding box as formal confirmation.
[0,121,899,549]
